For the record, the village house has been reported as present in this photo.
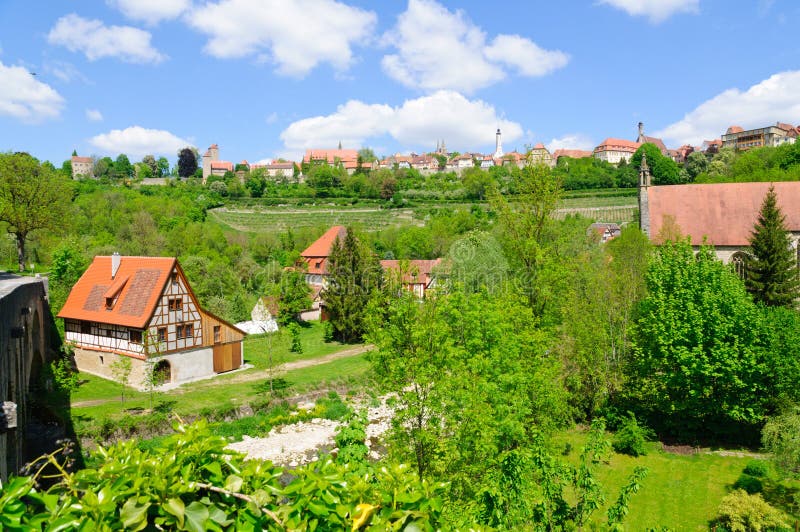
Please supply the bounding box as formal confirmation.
[528,143,554,167]
[593,138,640,164]
[303,149,360,175]
[448,153,476,171]
[71,155,93,179]
[201,144,234,183]
[0,273,54,481]
[381,259,442,298]
[722,122,799,151]
[637,157,800,273]
[58,255,245,389]
[635,122,668,156]
[587,222,622,243]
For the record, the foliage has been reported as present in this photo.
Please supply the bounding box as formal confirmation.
[684,151,708,180]
[733,474,764,495]
[628,241,768,441]
[745,185,799,307]
[177,147,198,178]
[444,230,508,293]
[334,410,369,466]
[612,413,653,457]
[763,407,800,476]
[0,421,449,531]
[49,350,80,394]
[277,268,311,325]
[744,461,771,478]
[287,322,302,354]
[630,143,682,185]
[324,227,382,343]
[0,151,73,271]
[715,490,789,532]
[110,357,133,404]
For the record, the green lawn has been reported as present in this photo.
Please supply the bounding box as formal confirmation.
[552,429,800,530]
[242,322,349,369]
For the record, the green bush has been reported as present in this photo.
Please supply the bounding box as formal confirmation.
[612,413,653,457]
[743,460,770,478]
[733,474,764,494]
[715,489,789,532]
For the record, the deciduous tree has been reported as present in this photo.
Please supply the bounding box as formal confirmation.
[0,152,72,271]
[177,147,198,178]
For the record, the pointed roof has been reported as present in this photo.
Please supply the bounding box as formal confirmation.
[57,256,176,328]
[301,226,347,258]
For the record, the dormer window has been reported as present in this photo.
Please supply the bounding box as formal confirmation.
[105,296,116,309]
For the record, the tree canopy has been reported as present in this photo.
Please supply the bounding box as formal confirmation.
[177,147,198,178]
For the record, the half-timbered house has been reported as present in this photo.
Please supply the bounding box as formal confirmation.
[58,254,245,388]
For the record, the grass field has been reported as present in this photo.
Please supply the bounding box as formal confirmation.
[211,193,639,234]
[552,429,800,530]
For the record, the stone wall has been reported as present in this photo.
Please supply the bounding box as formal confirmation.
[0,274,53,481]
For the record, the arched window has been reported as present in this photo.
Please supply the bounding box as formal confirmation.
[153,360,171,385]
[731,251,748,280]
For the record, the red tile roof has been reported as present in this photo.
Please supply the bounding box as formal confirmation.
[303,149,359,164]
[726,126,744,134]
[594,138,640,152]
[532,143,547,150]
[641,136,668,155]
[647,182,800,246]
[71,156,93,163]
[301,226,347,275]
[57,256,176,328]
[210,161,233,171]
[380,259,441,285]
[553,149,592,159]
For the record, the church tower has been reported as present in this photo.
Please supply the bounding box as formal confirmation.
[494,128,504,159]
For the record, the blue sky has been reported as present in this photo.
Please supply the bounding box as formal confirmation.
[1,0,798,166]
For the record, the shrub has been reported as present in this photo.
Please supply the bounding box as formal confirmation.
[715,489,789,532]
[733,474,764,494]
[612,413,653,457]
[743,460,770,478]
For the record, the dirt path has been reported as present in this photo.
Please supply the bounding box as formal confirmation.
[71,344,372,408]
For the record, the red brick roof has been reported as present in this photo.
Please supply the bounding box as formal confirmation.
[57,256,176,328]
[301,226,347,275]
[594,138,640,153]
[647,182,800,246]
[380,259,441,285]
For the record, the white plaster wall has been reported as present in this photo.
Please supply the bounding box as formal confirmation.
[158,346,214,384]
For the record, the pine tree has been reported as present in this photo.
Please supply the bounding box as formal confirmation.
[745,186,799,307]
[323,228,382,343]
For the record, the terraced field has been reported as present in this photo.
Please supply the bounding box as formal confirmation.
[210,195,639,233]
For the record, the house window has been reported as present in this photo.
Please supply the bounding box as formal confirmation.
[105,297,115,310]
[157,328,166,342]
[171,272,179,285]
[168,298,183,312]
[213,325,221,344]
[177,323,193,340]
[129,330,142,344]
[81,322,92,335]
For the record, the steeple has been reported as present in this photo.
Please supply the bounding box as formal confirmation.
[637,121,645,143]
[338,140,342,150]
[494,128,504,158]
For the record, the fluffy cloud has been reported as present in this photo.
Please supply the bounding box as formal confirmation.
[598,0,699,23]
[85,109,104,122]
[186,0,376,77]
[546,133,596,152]
[47,14,166,63]
[381,0,568,93]
[655,71,800,146]
[90,126,192,157]
[280,90,523,155]
[0,62,64,123]
[108,0,191,24]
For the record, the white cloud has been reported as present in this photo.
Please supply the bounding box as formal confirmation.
[43,61,91,84]
[655,71,800,146]
[280,90,523,156]
[186,0,376,77]
[598,0,699,23]
[0,61,64,123]
[85,109,104,122]
[90,126,192,157]
[108,0,191,24]
[265,112,278,124]
[546,133,596,152]
[47,14,166,64]
[381,0,569,93]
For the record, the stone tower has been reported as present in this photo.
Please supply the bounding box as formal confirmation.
[202,144,219,183]
[494,128,504,158]
[638,152,652,237]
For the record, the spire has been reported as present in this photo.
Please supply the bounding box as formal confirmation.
[494,128,504,158]
[338,140,342,150]
[637,121,645,143]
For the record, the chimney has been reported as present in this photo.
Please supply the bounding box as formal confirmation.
[111,252,121,279]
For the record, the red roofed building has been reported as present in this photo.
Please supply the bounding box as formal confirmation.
[300,226,347,286]
[58,254,245,388]
[593,138,641,164]
[201,144,235,182]
[638,160,800,268]
[529,143,554,167]
[381,259,442,298]
[71,155,93,179]
[552,149,593,162]
[303,149,360,174]
[722,122,798,151]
